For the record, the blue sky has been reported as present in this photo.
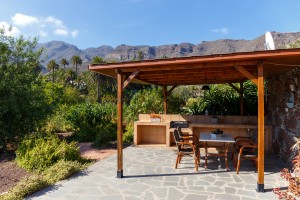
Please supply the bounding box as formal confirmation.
[1,0,300,49]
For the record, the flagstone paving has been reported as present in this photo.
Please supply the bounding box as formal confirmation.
[27,146,287,200]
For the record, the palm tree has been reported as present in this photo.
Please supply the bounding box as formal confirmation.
[47,59,59,83]
[65,68,76,86]
[91,56,106,103]
[71,55,82,76]
[60,58,69,70]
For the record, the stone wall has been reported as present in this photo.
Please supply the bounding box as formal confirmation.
[267,68,300,166]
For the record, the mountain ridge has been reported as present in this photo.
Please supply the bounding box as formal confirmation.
[39,31,300,71]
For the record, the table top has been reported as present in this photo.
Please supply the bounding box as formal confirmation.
[199,132,235,143]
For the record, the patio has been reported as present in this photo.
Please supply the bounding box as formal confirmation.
[28,146,287,200]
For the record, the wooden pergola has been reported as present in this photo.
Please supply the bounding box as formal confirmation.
[89,48,300,192]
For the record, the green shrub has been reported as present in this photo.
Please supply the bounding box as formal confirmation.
[66,102,117,143]
[1,175,48,200]
[182,97,207,115]
[16,133,81,172]
[93,122,117,147]
[43,160,85,184]
[123,124,134,143]
[1,160,89,200]
[124,88,164,124]
[44,104,74,133]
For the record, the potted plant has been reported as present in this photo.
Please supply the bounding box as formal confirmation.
[150,114,161,122]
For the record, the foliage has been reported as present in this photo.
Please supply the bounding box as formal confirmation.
[0,28,51,151]
[80,70,117,103]
[242,81,258,115]
[42,160,86,184]
[44,105,74,133]
[91,56,105,64]
[286,39,300,48]
[60,58,69,70]
[204,84,239,115]
[273,156,300,200]
[1,160,88,200]
[202,82,257,115]
[15,133,82,172]
[66,102,117,144]
[71,55,82,75]
[123,124,134,143]
[1,175,48,200]
[47,59,59,83]
[124,88,164,123]
[182,97,207,115]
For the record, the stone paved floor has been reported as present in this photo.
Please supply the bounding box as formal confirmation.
[27,146,288,200]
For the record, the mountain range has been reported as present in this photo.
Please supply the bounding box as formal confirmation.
[38,31,300,72]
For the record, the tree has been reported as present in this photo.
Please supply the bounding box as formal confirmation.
[137,50,144,61]
[47,59,59,83]
[65,68,77,86]
[91,56,106,103]
[71,55,82,76]
[60,58,69,70]
[91,56,105,64]
[0,27,51,151]
[286,39,300,48]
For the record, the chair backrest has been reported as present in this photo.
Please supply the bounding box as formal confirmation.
[177,126,183,138]
[173,129,182,151]
[250,129,258,143]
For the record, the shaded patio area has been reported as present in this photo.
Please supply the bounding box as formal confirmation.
[28,146,287,200]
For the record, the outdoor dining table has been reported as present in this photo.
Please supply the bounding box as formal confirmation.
[199,132,235,170]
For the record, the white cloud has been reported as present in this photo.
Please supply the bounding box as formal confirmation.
[6,13,80,39]
[12,13,39,27]
[46,16,64,27]
[71,30,78,38]
[54,29,68,36]
[39,30,48,37]
[212,27,229,35]
[0,21,20,36]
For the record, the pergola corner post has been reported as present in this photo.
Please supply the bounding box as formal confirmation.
[257,63,265,192]
[117,70,123,178]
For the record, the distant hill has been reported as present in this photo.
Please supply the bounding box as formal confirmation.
[39,31,300,72]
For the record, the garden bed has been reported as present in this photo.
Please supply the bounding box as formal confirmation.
[0,142,119,195]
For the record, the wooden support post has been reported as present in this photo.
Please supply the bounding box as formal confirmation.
[240,82,244,116]
[117,71,123,178]
[163,85,167,114]
[257,63,264,192]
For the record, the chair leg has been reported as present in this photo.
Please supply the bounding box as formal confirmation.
[236,154,241,174]
[175,154,180,169]
[194,156,198,171]
[179,154,182,163]
[233,151,237,168]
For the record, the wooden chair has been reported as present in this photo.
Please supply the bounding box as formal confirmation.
[172,129,200,171]
[232,129,258,174]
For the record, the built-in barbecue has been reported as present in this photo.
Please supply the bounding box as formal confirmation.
[170,121,190,128]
